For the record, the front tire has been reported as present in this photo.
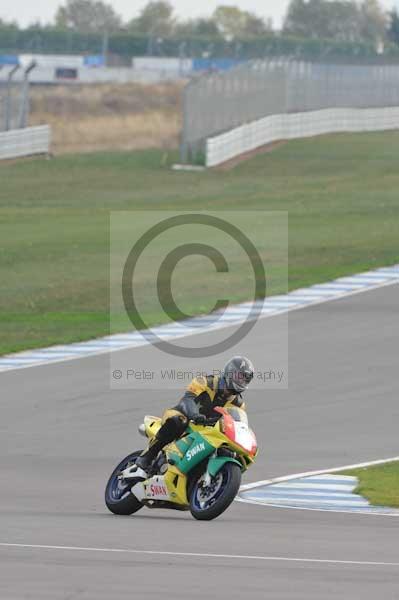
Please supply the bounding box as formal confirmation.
[105,451,144,516]
[190,463,241,521]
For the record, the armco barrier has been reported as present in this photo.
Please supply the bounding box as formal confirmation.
[206,106,399,167]
[0,125,51,160]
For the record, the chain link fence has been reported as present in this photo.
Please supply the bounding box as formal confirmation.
[181,59,399,163]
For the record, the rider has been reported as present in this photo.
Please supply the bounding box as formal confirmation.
[135,356,255,474]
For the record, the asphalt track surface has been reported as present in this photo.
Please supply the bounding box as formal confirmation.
[1,284,398,599]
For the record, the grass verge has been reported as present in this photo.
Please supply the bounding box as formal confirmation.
[343,461,399,508]
[29,83,181,154]
[1,130,399,355]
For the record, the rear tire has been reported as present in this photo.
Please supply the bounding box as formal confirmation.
[105,451,144,516]
[190,463,241,521]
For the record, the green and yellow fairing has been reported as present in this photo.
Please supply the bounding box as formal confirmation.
[142,410,256,507]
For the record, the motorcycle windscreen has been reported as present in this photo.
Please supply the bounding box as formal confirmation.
[222,410,257,456]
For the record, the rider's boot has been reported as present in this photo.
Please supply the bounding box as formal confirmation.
[135,438,163,472]
[135,413,188,474]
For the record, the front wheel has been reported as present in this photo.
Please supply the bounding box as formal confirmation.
[190,462,241,521]
[105,451,144,516]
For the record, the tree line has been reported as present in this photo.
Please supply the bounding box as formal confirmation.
[1,0,399,59]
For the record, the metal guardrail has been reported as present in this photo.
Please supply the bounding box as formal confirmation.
[0,125,51,160]
[206,107,399,167]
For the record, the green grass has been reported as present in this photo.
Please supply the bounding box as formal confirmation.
[1,130,399,355]
[343,461,399,508]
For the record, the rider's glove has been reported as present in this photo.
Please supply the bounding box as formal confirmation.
[191,414,207,425]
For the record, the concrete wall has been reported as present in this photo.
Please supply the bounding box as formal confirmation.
[0,65,184,85]
[1,55,241,85]
[19,54,85,68]
[132,56,192,76]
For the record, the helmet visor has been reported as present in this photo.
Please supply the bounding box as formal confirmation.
[229,367,253,392]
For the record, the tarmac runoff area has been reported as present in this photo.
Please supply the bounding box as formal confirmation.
[0,281,398,599]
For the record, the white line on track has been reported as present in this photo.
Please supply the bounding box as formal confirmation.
[235,496,399,516]
[262,482,355,491]
[0,543,398,568]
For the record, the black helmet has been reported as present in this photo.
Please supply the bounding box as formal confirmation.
[223,356,254,394]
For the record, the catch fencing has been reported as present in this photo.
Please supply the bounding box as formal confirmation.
[181,59,399,163]
[0,77,25,131]
[0,62,36,132]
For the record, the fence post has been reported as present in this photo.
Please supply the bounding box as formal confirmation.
[18,61,36,129]
[180,80,190,164]
[5,64,20,131]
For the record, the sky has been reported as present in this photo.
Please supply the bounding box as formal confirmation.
[1,0,396,30]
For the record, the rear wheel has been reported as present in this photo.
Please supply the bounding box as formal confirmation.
[190,462,241,521]
[105,451,144,516]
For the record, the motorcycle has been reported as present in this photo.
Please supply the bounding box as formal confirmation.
[105,406,258,521]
